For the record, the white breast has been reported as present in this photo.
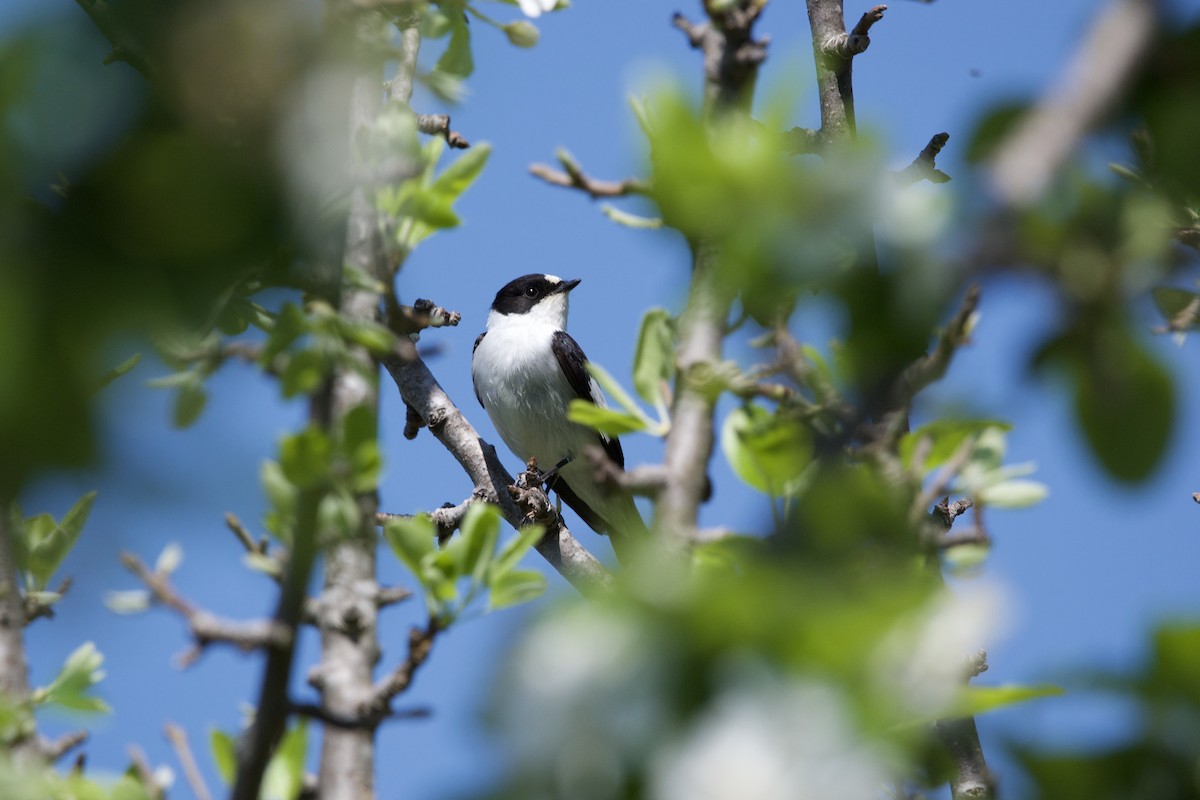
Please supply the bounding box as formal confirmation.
[471,319,591,471]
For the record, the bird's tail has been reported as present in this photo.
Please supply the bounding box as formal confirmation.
[604,493,651,565]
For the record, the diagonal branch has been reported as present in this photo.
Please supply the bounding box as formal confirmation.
[119,552,291,668]
[383,342,612,595]
[988,0,1157,205]
[529,152,650,199]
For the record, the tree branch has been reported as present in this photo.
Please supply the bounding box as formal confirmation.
[119,552,291,667]
[656,4,766,540]
[988,0,1157,205]
[529,150,649,199]
[383,344,612,594]
[416,114,470,149]
[895,132,952,186]
[165,723,212,800]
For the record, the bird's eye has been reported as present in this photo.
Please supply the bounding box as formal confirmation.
[524,286,538,297]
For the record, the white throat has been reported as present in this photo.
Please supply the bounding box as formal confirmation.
[487,293,570,332]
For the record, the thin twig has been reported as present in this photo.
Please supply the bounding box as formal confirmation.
[40,730,88,763]
[370,619,440,707]
[225,513,267,555]
[895,132,952,185]
[583,447,669,497]
[529,150,649,199]
[120,551,292,665]
[165,723,212,800]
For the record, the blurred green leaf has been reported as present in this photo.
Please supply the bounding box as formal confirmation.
[1152,287,1200,329]
[460,504,501,588]
[384,516,436,578]
[36,641,109,713]
[280,348,328,398]
[900,419,1012,471]
[951,683,1064,718]
[1073,330,1174,482]
[263,303,308,364]
[632,308,675,407]
[172,379,208,429]
[491,525,545,580]
[27,491,95,590]
[977,479,1049,509]
[568,400,647,435]
[721,404,812,496]
[600,203,662,229]
[94,353,142,393]
[279,427,332,488]
[489,569,547,610]
[436,11,474,78]
[209,728,237,785]
[429,142,492,201]
[263,720,307,800]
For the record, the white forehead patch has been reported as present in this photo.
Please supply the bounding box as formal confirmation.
[543,274,562,284]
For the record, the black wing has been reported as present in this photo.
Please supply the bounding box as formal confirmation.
[551,330,625,469]
[472,332,486,408]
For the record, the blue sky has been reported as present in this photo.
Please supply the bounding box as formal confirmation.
[9,0,1200,797]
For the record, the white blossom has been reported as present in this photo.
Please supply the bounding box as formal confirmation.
[517,0,557,19]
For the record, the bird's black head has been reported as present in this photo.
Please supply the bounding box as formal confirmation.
[490,273,581,315]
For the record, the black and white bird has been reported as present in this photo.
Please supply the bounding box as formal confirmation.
[471,274,649,558]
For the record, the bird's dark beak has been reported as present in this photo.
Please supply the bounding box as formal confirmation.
[556,278,581,294]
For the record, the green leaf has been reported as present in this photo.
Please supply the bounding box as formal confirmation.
[977,479,1049,509]
[459,504,501,588]
[1151,287,1200,329]
[384,516,436,578]
[900,420,1012,471]
[429,143,492,203]
[279,428,332,488]
[342,406,383,492]
[585,361,646,418]
[1074,333,1174,482]
[568,400,647,435]
[280,348,327,398]
[491,525,545,579]
[950,684,1064,718]
[632,308,675,407]
[263,720,307,800]
[95,353,142,393]
[721,404,812,496]
[173,380,208,429]
[37,642,110,714]
[263,303,308,363]
[260,461,297,529]
[209,728,237,785]
[336,317,396,355]
[397,184,461,230]
[27,491,96,590]
[600,204,662,229]
[488,569,547,610]
[436,12,473,78]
